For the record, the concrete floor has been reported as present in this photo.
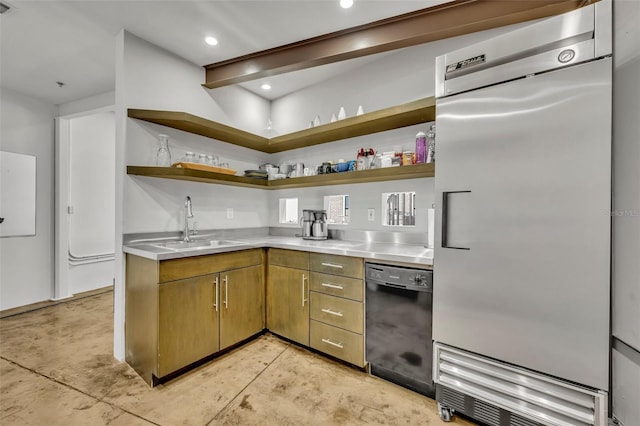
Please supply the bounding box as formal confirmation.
[0,291,476,425]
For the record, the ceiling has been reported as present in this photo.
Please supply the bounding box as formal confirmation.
[0,0,452,105]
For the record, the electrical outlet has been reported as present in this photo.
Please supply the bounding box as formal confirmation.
[226,208,234,219]
[367,208,375,221]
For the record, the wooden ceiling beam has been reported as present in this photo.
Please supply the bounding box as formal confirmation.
[203,0,590,89]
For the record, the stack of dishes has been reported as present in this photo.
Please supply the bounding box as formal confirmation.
[244,170,268,180]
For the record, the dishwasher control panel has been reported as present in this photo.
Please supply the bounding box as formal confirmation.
[365,263,432,291]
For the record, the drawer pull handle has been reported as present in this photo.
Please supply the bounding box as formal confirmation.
[321,282,344,290]
[321,262,343,269]
[322,338,344,349]
[321,308,343,317]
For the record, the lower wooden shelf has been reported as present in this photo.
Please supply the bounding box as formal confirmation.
[127,163,434,189]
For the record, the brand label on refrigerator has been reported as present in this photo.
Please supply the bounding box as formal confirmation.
[446,54,486,73]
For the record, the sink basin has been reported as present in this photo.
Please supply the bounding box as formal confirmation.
[151,240,247,251]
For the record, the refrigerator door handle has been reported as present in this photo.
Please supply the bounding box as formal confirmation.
[442,191,471,250]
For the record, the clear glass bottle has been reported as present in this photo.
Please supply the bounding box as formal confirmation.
[426,124,436,164]
[156,134,172,166]
[415,131,427,164]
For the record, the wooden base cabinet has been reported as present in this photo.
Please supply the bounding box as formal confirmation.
[267,249,310,346]
[125,249,264,386]
[158,274,219,378]
[219,265,265,350]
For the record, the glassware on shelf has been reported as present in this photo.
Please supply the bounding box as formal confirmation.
[182,152,196,163]
[156,134,172,166]
[207,155,219,166]
[415,131,427,164]
[197,154,208,164]
[426,124,436,164]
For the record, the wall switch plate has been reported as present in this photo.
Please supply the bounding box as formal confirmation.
[367,208,375,221]
[226,208,234,219]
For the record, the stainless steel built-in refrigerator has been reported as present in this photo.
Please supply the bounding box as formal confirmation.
[432,2,612,425]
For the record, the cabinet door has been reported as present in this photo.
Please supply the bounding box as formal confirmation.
[267,265,309,346]
[158,274,219,377]
[220,265,265,350]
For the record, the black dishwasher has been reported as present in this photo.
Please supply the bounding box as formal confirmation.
[365,262,434,397]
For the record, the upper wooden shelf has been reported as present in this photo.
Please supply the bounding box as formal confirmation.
[268,98,435,152]
[127,109,269,152]
[127,163,434,190]
[128,97,435,153]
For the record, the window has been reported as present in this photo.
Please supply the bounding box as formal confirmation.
[382,192,415,226]
[279,198,299,224]
[324,194,349,225]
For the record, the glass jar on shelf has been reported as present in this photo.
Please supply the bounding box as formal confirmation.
[156,134,172,166]
[181,152,196,163]
[207,155,219,166]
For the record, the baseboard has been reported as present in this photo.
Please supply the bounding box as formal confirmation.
[0,285,113,319]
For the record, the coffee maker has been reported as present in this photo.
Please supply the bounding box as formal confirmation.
[302,209,328,240]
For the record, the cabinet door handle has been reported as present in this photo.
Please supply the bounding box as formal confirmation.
[301,274,308,307]
[321,338,344,349]
[321,308,343,317]
[213,277,219,312]
[321,282,344,290]
[223,275,228,309]
[321,262,343,269]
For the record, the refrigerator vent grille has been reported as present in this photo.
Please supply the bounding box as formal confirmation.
[511,414,542,426]
[441,386,465,412]
[474,399,501,425]
[433,343,607,426]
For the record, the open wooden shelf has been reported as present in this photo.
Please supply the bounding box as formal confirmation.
[128,97,435,153]
[127,109,270,152]
[268,98,435,152]
[127,166,269,189]
[267,163,434,189]
[127,163,434,190]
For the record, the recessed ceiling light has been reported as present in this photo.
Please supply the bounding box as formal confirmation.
[340,0,353,9]
[205,36,218,46]
[261,83,271,90]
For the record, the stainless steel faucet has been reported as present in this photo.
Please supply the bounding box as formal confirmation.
[183,196,194,242]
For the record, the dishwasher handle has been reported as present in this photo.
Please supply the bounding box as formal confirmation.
[367,279,432,293]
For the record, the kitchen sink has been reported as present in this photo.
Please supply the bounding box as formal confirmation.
[150,239,247,251]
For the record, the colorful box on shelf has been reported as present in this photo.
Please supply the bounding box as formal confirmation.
[172,162,236,175]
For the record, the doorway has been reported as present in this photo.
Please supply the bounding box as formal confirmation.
[55,108,115,300]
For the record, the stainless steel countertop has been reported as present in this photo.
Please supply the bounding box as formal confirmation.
[123,235,433,266]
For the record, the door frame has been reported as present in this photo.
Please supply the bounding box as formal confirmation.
[54,106,115,300]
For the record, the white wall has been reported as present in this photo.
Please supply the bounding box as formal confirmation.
[121,33,272,234]
[270,178,433,237]
[611,0,640,424]
[0,88,57,310]
[114,31,272,359]
[59,91,115,117]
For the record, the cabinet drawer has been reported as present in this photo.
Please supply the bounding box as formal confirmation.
[309,272,363,301]
[268,248,309,270]
[159,248,263,282]
[310,292,363,334]
[310,320,364,367]
[309,253,363,279]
